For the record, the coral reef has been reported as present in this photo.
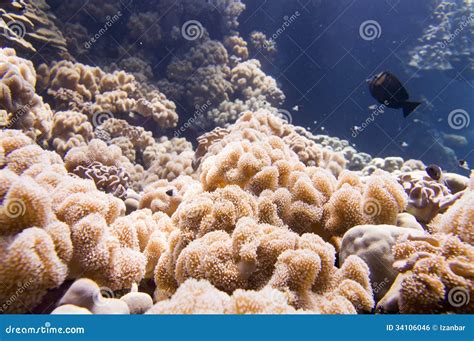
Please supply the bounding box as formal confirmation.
[389,234,473,313]
[398,170,459,224]
[0,0,471,316]
[340,224,424,301]
[0,0,70,63]
[408,1,474,77]
[38,60,178,129]
[0,48,53,145]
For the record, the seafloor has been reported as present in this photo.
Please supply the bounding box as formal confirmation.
[0,0,472,315]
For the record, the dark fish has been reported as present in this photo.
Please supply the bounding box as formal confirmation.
[368,72,421,118]
[425,164,442,181]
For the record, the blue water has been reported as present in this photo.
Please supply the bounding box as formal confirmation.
[240,0,473,173]
[45,0,473,173]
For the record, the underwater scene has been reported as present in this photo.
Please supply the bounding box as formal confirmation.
[0,0,472,315]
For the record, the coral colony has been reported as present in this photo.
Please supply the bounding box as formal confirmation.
[0,0,472,316]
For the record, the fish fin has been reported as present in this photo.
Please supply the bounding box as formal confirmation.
[402,101,422,118]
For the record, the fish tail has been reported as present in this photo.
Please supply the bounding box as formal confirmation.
[402,101,422,118]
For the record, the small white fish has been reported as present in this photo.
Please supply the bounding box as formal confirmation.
[321,126,325,131]
[458,160,469,170]
[437,118,443,122]
[292,105,299,111]
[400,141,409,147]
[368,104,378,110]
[413,118,421,123]
[352,125,362,132]
[313,120,317,124]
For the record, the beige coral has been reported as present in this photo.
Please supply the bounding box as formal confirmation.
[0,1,70,62]
[39,60,178,129]
[50,110,94,156]
[144,150,195,184]
[390,234,474,313]
[340,224,425,301]
[324,170,407,238]
[147,279,230,314]
[139,176,202,216]
[231,59,285,105]
[398,170,459,224]
[430,172,474,245]
[0,48,53,144]
[147,278,300,314]
[0,130,152,311]
[200,137,299,194]
[0,227,69,313]
[155,214,373,314]
[224,34,249,64]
